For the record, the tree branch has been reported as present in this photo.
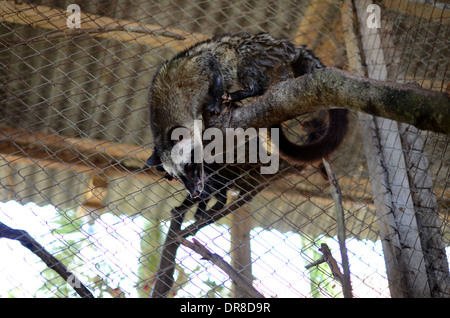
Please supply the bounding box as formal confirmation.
[207,67,449,135]
[177,237,264,298]
[322,158,352,298]
[0,221,94,298]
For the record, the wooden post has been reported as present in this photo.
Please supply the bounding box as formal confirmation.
[78,173,109,220]
[342,0,439,297]
[399,123,450,297]
[229,207,254,298]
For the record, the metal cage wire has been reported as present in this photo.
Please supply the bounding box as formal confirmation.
[0,0,449,298]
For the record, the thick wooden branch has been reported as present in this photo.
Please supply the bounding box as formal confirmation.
[207,67,449,135]
[0,221,93,298]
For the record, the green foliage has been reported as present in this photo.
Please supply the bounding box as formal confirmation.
[37,209,85,298]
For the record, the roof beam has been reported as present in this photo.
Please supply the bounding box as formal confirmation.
[383,0,450,24]
[0,1,209,50]
[0,126,158,182]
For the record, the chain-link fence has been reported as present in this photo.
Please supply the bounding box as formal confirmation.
[0,0,449,298]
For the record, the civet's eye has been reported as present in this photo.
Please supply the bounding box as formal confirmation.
[184,163,194,172]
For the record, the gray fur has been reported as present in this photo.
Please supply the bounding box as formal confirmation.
[147,32,347,198]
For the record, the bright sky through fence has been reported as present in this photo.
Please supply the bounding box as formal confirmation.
[3,200,445,298]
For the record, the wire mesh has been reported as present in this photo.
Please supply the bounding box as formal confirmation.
[0,0,449,298]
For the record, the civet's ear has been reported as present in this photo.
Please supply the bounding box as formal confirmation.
[146,152,162,166]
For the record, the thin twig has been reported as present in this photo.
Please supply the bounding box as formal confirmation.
[304,256,326,270]
[322,158,353,298]
[0,221,94,298]
[177,237,264,298]
[305,243,344,285]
